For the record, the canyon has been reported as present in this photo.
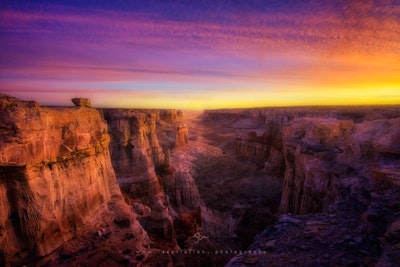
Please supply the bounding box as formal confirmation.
[1,94,399,266]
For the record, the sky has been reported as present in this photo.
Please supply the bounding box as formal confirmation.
[1,0,400,109]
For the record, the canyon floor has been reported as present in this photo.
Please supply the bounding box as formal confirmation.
[171,111,282,249]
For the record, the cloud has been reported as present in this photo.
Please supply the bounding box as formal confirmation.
[1,1,400,108]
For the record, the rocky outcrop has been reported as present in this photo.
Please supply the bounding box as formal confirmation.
[227,158,400,266]
[71,97,92,107]
[0,95,139,265]
[175,124,189,148]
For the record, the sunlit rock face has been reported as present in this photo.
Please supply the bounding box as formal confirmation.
[102,109,165,206]
[0,95,130,265]
[103,109,201,212]
[159,109,178,122]
[71,97,92,107]
[175,124,189,148]
[102,109,183,245]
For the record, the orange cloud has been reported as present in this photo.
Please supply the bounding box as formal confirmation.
[1,2,400,108]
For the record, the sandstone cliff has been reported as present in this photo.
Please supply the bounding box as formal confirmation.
[103,108,201,212]
[279,116,400,215]
[3,96,397,266]
[205,107,400,266]
[175,124,189,148]
[102,108,204,251]
[103,109,165,206]
[0,95,144,265]
[206,107,400,216]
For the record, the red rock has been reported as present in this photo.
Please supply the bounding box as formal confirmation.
[0,95,140,265]
[71,98,92,107]
[175,124,189,148]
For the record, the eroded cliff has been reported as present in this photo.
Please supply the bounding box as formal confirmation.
[102,108,207,260]
[102,109,201,211]
[279,116,400,215]
[103,109,165,205]
[0,95,148,266]
[2,95,398,266]
[204,107,400,266]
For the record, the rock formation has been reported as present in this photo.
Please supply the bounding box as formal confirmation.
[0,95,146,265]
[279,116,400,215]
[206,107,400,215]
[175,124,189,148]
[102,108,203,252]
[138,199,176,242]
[102,109,165,206]
[71,97,92,107]
[159,109,178,122]
[2,93,398,266]
[205,107,400,266]
[103,109,201,212]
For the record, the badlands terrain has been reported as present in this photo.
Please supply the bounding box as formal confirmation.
[0,94,399,266]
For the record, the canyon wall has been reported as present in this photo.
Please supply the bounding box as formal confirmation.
[279,116,400,214]
[205,107,400,266]
[102,109,201,211]
[2,95,397,266]
[102,109,165,206]
[102,108,202,248]
[206,107,400,215]
[0,95,140,265]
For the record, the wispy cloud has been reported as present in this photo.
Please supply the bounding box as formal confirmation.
[1,1,400,108]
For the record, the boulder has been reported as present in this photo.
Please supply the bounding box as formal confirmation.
[71,98,92,107]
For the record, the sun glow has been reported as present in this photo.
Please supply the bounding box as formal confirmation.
[1,1,400,108]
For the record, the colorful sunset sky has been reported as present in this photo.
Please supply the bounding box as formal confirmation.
[1,0,400,109]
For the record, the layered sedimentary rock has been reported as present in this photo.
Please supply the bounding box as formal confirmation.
[235,117,284,171]
[279,116,400,215]
[175,124,189,148]
[279,118,355,214]
[206,107,400,217]
[103,109,201,212]
[103,109,202,247]
[236,132,268,167]
[174,171,201,209]
[205,107,400,266]
[0,95,134,265]
[102,109,165,206]
[159,109,178,122]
